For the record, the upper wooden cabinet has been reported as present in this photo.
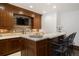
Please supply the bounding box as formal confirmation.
[0,3,41,29]
[33,14,41,29]
[0,9,14,30]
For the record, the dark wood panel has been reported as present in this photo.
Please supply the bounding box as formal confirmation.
[33,14,41,29]
[0,3,41,29]
[0,37,23,56]
[21,39,48,56]
[0,35,65,56]
[36,39,48,56]
[0,9,14,30]
[0,39,8,55]
[21,39,36,56]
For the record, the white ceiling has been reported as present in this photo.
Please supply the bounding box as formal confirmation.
[10,3,79,14]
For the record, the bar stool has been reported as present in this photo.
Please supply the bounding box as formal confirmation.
[50,32,76,56]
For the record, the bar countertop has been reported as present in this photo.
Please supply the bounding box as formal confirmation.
[0,32,66,41]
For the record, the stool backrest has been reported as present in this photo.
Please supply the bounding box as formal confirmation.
[63,32,77,46]
[69,32,77,45]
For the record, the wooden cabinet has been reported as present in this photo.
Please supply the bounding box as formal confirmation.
[0,9,14,30]
[21,39,36,56]
[0,39,8,55]
[21,39,48,56]
[27,47,36,56]
[47,38,55,56]
[36,39,48,56]
[7,38,22,50]
[33,14,41,29]
[0,3,41,29]
[0,37,22,56]
[0,35,65,56]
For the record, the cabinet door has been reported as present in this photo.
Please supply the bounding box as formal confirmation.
[37,46,47,56]
[21,39,36,56]
[47,43,54,56]
[0,9,14,29]
[21,39,28,56]
[21,49,27,56]
[27,47,36,56]
[33,14,41,29]
[26,39,36,56]
[0,38,23,56]
[8,38,21,50]
[0,40,8,55]
[36,39,48,56]
[21,47,35,56]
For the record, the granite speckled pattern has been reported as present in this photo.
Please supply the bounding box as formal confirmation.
[0,32,66,41]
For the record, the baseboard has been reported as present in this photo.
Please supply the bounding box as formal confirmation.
[73,45,79,50]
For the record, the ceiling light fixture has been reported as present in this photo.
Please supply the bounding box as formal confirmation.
[31,14,35,17]
[53,5,56,8]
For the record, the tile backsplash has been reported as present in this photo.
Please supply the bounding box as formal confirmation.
[11,25,31,34]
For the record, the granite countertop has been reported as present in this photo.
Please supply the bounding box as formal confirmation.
[0,32,66,41]
[22,32,66,41]
[0,33,22,40]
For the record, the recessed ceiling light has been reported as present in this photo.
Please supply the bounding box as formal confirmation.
[31,14,35,17]
[19,11,23,14]
[29,5,33,8]
[53,5,56,8]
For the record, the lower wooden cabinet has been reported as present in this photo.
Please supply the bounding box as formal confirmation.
[36,45,47,56]
[21,39,36,56]
[36,39,48,56]
[21,39,48,56]
[21,35,65,56]
[27,47,36,56]
[0,35,65,56]
[0,39,8,55]
[0,37,22,56]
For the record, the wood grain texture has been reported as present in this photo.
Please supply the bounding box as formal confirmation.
[0,35,65,56]
[0,37,22,56]
[0,9,14,30]
[0,3,41,29]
